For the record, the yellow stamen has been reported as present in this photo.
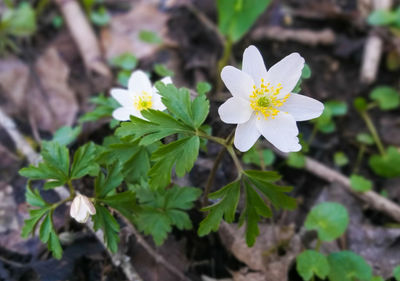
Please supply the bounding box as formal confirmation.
[134,91,153,111]
[250,80,289,120]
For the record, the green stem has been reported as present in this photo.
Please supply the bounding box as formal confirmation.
[196,130,226,146]
[67,180,76,198]
[308,124,318,145]
[256,143,266,171]
[353,144,365,174]
[360,110,385,156]
[227,145,243,175]
[216,37,233,94]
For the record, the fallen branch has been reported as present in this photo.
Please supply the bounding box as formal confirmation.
[251,26,336,46]
[54,0,111,78]
[360,0,392,84]
[0,107,141,281]
[275,149,400,222]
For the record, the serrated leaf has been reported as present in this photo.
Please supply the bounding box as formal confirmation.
[370,86,400,110]
[191,93,210,128]
[149,136,199,189]
[48,231,63,259]
[327,251,372,281]
[100,191,137,222]
[349,174,373,192]
[243,170,281,182]
[25,185,48,208]
[92,204,120,253]
[39,213,52,243]
[198,180,240,236]
[70,142,99,179]
[21,207,50,238]
[79,94,119,123]
[52,126,81,146]
[136,208,171,245]
[369,146,400,178]
[196,82,212,95]
[240,180,272,246]
[296,250,330,281]
[305,202,349,242]
[95,162,124,198]
[217,0,271,42]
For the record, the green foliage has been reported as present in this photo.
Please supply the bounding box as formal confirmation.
[357,133,374,145]
[305,202,349,242]
[312,100,346,134]
[217,0,271,42]
[135,185,201,245]
[393,265,400,281]
[70,142,99,179]
[117,70,130,87]
[196,82,212,96]
[349,174,373,192]
[1,2,37,37]
[287,152,306,168]
[333,151,349,167]
[139,30,162,44]
[296,250,330,281]
[370,86,400,111]
[93,204,120,253]
[90,6,110,26]
[154,64,174,77]
[327,251,372,281]
[371,276,385,281]
[95,162,124,198]
[79,94,120,124]
[242,147,275,167]
[52,126,82,146]
[325,101,348,116]
[368,7,400,28]
[293,63,312,93]
[109,53,138,71]
[369,146,400,178]
[199,170,295,246]
[354,97,368,112]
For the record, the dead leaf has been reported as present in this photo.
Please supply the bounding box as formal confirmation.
[231,268,266,281]
[101,1,171,61]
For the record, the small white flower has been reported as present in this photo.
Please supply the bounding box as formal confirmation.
[70,194,96,223]
[218,45,324,153]
[111,70,171,121]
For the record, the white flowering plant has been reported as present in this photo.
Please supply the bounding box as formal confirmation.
[19,45,323,259]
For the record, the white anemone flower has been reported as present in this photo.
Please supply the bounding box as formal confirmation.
[70,194,96,223]
[218,45,324,153]
[111,70,171,121]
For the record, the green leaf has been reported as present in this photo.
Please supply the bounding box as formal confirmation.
[154,64,174,77]
[39,213,52,243]
[305,202,349,242]
[138,30,162,44]
[242,147,275,167]
[240,180,272,246]
[21,207,50,238]
[95,162,124,198]
[296,250,330,281]
[393,265,400,281]
[109,53,137,70]
[313,106,335,134]
[368,9,396,26]
[149,136,199,189]
[116,109,194,145]
[371,276,384,281]
[325,100,348,116]
[136,185,201,245]
[70,142,99,179]
[196,82,212,96]
[117,70,130,87]
[93,204,120,253]
[198,180,241,236]
[217,0,271,42]
[191,92,210,128]
[25,185,48,208]
[5,2,37,37]
[356,133,374,145]
[370,86,400,111]
[243,170,281,182]
[100,191,137,222]
[369,146,400,178]
[327,251,372,281]
[287,152,306,168]
[334,151,349,167]
[354,97,368,112]
[350,174,373,192]
[48,231,63,259]
[90,6,110,26]
[52,126,81,146]
[301,63,312,79]
[79,94,119,123]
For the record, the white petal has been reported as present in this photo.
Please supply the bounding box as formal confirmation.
[234,114,261,152]
[221,66,254,100]
[128,70,153,94]
[112,107,138,121]
[280,93,324,121]
[110,89,133,107]
[70,196,80,218]
[81,195,96,215]
[218,97,252,124]
[242,45,268,87]
[256,112,301,153]
[152,93,166,111]
[265,53,305,98]
[160,76,172,85]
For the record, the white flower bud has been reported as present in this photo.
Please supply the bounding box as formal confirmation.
[70,194,96,223]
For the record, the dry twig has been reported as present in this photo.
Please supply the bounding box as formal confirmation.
[0,107,141,281]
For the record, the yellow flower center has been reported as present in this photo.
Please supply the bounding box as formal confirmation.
[134,91,153,111]
[250,79,290,120]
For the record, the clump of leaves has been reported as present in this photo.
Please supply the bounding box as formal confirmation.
[81,0,110,26]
